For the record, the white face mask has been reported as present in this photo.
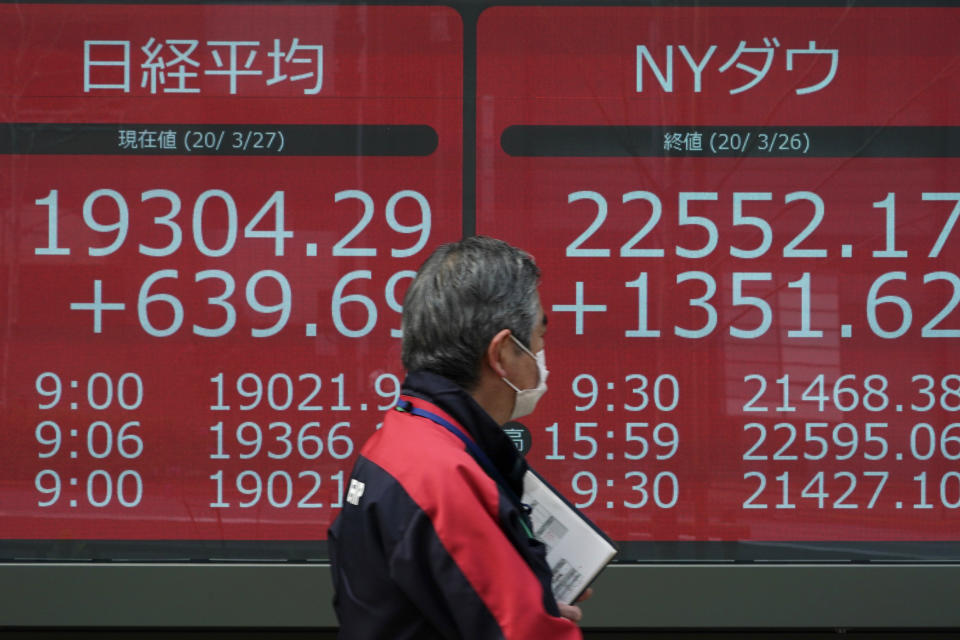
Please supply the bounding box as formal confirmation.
[502,334,549,421]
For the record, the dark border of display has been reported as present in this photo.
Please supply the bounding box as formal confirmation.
[5,539,960,563]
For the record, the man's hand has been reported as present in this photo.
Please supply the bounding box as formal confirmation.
[558,588,593,623]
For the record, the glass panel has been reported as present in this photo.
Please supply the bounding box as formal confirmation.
[477,6,960,562]
[0,3,462,561]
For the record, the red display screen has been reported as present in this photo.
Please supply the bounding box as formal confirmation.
[478,7,960,554]
[5,3,960,564]
[0,4,462,548]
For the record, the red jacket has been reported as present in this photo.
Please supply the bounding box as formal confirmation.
[329,371,581,639]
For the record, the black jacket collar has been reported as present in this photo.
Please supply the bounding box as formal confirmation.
[401,370,529,498]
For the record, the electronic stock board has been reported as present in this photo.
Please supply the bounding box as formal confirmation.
[2,1,960,628]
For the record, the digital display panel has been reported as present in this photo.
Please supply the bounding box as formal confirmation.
[477,7,960,559]
[5,2,960,569]
[0,4,462,555]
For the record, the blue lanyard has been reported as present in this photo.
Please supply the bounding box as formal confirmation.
[396,399,534,538]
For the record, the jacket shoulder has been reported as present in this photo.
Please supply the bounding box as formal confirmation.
[361,408,502,519]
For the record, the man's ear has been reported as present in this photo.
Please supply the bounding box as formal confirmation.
[484,329,513,378]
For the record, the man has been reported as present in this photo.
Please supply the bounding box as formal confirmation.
[329,236,585,639]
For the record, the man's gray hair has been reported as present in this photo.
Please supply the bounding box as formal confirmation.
[401,236,541,390]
